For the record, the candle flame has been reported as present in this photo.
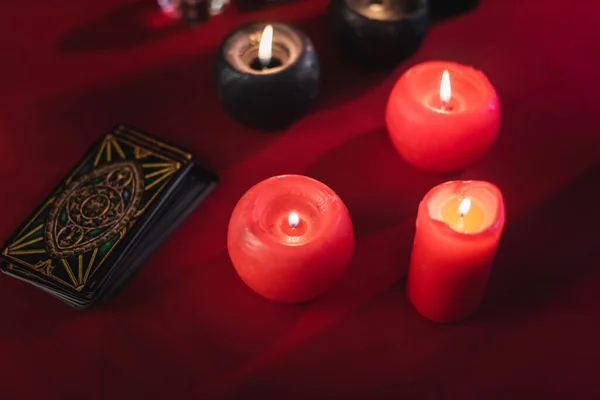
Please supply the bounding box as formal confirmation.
[440,70,452,105]
[288,211,300,228]
[258,25,274,67]
[459,197,471,216]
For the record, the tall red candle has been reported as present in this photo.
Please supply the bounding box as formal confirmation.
[406,180,505,323]
[386,61,500,172]
[228,175,354,302]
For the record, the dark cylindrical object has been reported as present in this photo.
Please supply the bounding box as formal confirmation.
[330,0,429,68]
[429,0,480,18]
[180,0,210,24]
[235,0,295,11]
[215,22,321,131]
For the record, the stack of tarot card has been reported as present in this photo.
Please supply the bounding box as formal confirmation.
[0,125,218,308]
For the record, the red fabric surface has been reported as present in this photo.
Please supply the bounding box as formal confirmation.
[1,0,599,398]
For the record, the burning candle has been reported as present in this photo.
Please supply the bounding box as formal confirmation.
[236,0,296,11]
[330,0,428,67]
[215,22,321,131]
[406,180,505,323]
[429,0,480,18]
[386,61,501,172]
[227,175,354,302]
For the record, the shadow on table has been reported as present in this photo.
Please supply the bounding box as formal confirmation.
[26,50,277,173]
[304,127,460,237]
[58,0,185,54]
[484,162,600,316]
[53,11,400,139]
[234,0,313,12]
[0,278,80,341]
[429,0,481,22]
[55,4,409,117]
[294,14,400,111]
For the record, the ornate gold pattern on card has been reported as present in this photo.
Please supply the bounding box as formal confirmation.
[44,161,144,258]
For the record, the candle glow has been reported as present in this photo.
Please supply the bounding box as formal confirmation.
[258,24,274,67]
[440,69,452,106]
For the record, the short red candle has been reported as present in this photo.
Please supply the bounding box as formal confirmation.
[406,180,505,323]
[227,175,354,302]
[386,61,501,172]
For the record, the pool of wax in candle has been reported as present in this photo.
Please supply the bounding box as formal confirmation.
[441,197,486,233]
[224,23,301,75]
[279,213,309,237]
[255,193,324,245]
[250,57,283,71]
[347,0,423,20]
[402,65,490,113]
[240,41,290,73]
[427,183,500,234]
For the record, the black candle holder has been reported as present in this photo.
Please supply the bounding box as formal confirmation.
[235,0,297,11]
[429,0,480,18]
[330,0,429,68]
[215,22,320,131]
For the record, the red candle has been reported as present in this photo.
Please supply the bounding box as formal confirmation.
[227,175,354,302]
[386,61,500,172]
[406,180,505,323]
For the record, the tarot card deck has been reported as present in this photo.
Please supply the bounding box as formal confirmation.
[0,125,218,308]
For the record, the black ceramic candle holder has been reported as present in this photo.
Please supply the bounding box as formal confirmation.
[330,0,429,68]
[215,22,321,131]
[235,0,297,11]
[429,0,480,18]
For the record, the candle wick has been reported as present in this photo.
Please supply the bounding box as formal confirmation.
[457,215,465,232]
[440,100,452,111]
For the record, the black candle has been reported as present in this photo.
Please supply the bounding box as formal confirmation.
[330,0,428,68]
[429,0,480,18]
[235,0,297,11]
[215,22,320,131]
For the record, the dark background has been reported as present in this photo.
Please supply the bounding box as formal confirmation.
[0,0,599,398]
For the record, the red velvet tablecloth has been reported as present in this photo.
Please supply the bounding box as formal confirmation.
[1,0,599,398]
